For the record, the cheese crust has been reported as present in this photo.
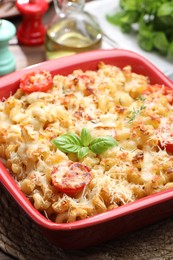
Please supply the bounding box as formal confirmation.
[0,62,173,223]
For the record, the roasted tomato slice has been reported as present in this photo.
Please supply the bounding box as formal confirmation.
[19,70,53,93]
[157,124,173,153]
[143,84,173,104]
[159,140,173,153]
[51,162,92,194]
[164,143,173,153]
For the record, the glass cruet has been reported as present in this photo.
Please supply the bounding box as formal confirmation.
[45,0,102,58]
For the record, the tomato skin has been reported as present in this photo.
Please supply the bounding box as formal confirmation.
[159,141,173,153]
[143,84,171,93]
[51,162,92,194]
[165,143,173,153]
[19,70,53,93]
[143,84,173,104]
[157,124,173,153]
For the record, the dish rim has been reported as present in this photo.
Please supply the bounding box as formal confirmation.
[1,48,173,231]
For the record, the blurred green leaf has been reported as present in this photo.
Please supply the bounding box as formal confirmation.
[106,12,125,26]
[121,11,139,24]
[142,0,162,14]
[157,15,173,26]
[120,23,131,33]
[139,16,153,31]
[153,32,169,54]
[120,0,142,11]
[138,34,154,51]
[167,42,173,60]
[157,2,173,16]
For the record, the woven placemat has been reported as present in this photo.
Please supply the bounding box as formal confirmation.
[1,183,173,260]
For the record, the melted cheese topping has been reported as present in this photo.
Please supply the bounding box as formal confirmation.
[0,62,173,223]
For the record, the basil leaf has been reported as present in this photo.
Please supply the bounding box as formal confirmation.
[52,133,82,153]
[78,147,90,159]
[52,131,118,158]
[63,133,82,146]
[80,128,92,146]
[89,136,118,154]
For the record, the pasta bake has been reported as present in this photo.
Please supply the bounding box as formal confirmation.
[0,62,173,223]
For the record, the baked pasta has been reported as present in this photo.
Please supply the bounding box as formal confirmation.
[0,62,173,223]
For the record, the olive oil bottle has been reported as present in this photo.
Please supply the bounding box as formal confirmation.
[45,0,102,59]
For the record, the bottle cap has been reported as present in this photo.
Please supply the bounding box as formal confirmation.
[16,0,48,15]
[16,0,49,45]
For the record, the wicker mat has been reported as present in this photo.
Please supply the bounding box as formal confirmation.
[1,184,173,260]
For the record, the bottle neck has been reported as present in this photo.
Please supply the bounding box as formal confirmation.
[54,0,85,17]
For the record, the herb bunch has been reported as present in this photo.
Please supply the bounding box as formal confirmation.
[106,0,173,60]
[52,128,118,159]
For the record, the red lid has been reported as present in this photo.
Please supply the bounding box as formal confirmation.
[16,0,48,15]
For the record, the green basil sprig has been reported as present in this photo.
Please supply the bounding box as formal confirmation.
[52,128,118,159]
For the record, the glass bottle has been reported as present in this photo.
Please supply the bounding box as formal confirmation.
[45,0,102,59]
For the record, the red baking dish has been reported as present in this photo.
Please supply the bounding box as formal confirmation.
[1,49,173,249]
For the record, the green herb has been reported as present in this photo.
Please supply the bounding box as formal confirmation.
[52,128,118,159]
[80,127,92,146]
[77,147,90,159]
[51,133,82,153]
[128,104,145,122]
[128,97,146,122]
[106,0,173,60]
[89,136,118,154]
[137,95,146,102]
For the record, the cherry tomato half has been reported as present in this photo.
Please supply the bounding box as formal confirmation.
[51,161,92,194]
[157,125,173,153]
[163,142,173,153]
[158,140,173,153]
[19,70,53,93]
[143,84,173,105]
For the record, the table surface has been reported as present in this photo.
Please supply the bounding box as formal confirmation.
[1,1,173,260]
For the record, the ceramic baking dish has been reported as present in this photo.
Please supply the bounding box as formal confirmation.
[1,49,173,249]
